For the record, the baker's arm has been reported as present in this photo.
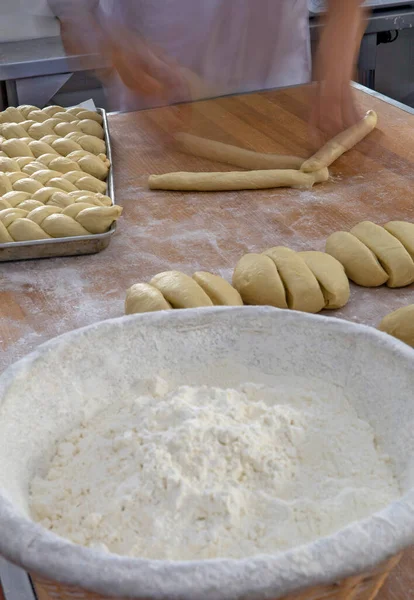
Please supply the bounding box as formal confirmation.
[47,0,188,106]
[312,0,364,135]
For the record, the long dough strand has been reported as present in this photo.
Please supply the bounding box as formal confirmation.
[174,133,304,171]
[301,110,378,173]
[148,167,329,192]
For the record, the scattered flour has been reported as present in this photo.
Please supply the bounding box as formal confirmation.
[30,381,400,560]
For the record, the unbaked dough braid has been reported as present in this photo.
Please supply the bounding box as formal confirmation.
[233,247,349,313]
[379,304,414,347]
[125,251,350,316]
[0,105,104,139]
[0,203,122,243]
[0,167,107,195]
[326,220,414,288]
[0,137,109,180]
[0,189,112,212]
[125,271,243,315]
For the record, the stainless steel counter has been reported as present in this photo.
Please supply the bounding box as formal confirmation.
[0,37,106,81]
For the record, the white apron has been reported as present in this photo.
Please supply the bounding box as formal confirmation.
[45,0,310,111]
[101,0,311,111]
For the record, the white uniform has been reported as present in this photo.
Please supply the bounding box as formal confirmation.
[49,0,311,111]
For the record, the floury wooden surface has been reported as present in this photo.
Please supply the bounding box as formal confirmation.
[1,84,414,598]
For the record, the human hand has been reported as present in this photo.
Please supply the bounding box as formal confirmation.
[310,0,364,142]
[59,14,191,107]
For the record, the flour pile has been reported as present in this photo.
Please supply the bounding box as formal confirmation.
[30,380,400,560]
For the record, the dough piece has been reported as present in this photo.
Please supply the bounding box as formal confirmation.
[41,214,90,238]
[125,283,172,315]
[0,220,14,242]
[232,254,287,308]
[7,172,26,184]
[150,271,213,308]
[298,251,350,309]
[27,205,62,225]
[0,156,20,172]
[0,208,29,227]
[68,191,112,206]
[2,138,35,158]
[301,110,378,173]
[0,173,12,195]
[1,191,31,206]
[75,206,122,234]
[175,133,304,171]
[13,178,44,194]
[0,198,11,210]
[7,218,51,241]
[379,305,414,347]
[192,272,243,306]
[31,169,63,185]
[148,167,329,192]
[383,221,414,261]
[350,221,414,288]
[17,200,44,212]
[326,231,388,287]
[264,247,325,313]
[65,132,106,155]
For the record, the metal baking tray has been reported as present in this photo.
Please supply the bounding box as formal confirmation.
[0,107,116,262]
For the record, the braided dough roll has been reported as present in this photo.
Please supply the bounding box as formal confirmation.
[298,251,350,309]
[383,221,414,261]
[301,110,378,173]
[175,133,304,171]
[150,271,213,308]
[350,221,414,288]
[379,305,414,347]
[0,204,122,243]
[232,254,287,308]
[125,284,172,315]
[149,167,329,192]
[263,247,325,314]
[325,231,389,287]
[192,272,243,306]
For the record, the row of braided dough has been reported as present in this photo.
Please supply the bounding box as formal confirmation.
[0,167,107,197]
[125,249,350,316]
[0,105,104,138]
[0,138,109,181]
[0,189,112,212]
[125,271,243,314]
[326,221,414,288]
[0,202,122,243]
[0,150,109,184]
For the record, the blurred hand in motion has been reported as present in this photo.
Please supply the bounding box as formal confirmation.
[58,9,191,108]
[311,0,365,141]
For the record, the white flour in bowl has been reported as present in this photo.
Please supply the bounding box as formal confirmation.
[29,380,400,560]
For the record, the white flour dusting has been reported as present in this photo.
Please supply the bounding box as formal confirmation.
[30,380,399,560]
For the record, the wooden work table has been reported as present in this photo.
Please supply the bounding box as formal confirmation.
[1,83,414,599]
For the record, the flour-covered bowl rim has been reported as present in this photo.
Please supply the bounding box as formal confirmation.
[0,306,413,600]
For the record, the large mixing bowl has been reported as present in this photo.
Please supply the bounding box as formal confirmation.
[0,307,413,600]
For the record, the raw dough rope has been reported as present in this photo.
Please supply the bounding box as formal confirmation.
[174,133,305,171]
[301,110,378,173]
[0,105,104,139]
[0,136,109,180]
[0,203,122,243]
[151,111,377,191]
[125,249,350,316]
[148,167,329,192]
[0,167,107,197]
[326,220,414,288]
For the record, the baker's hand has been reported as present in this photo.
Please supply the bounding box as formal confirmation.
[310,0,364,141]
[59,14,190,106]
